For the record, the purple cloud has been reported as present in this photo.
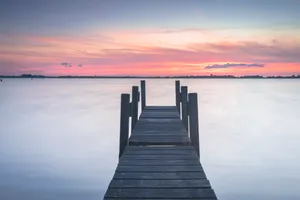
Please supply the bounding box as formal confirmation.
[205,63,265,69]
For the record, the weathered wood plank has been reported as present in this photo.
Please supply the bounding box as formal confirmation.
[109,179,211,188]
[124,146,196,150]
[134,124,184,127]
[123,149,197,155]
[141,111,179,114]
[118,159,201,166]
[140,114,180,118]
[144,106,177,110]
[139,116,180,119]
[120,154,197,160]
[140,112,179,116]
[105,199,215,200]
[138,118,182,123]
[133,127,185,131]
[116,165,203,172]
[113,172,207,180]
[129,135,190,139]
[134,123,184,126]
[104,188,217,199]
[129,137,190,145]
[131,132,187,136]
[142,109,178,112]
[129,136,190,142]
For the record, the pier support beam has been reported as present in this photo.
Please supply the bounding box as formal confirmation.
[175,80,181,114]
[119,93,130,158]
[131,86,139,130]
[181,86,188,132]
[141,80,146,111]
[189,93,200,158]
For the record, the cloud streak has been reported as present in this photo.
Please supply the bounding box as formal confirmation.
[61,62,72,67]
[205,63,265,69]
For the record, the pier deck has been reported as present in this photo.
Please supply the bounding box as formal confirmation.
[104,81,218,200]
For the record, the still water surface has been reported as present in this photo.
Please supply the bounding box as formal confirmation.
[0,78,300,200]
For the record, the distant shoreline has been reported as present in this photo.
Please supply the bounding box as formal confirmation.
[1,74,300,79]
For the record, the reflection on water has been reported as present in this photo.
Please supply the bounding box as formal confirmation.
[0,78,300,200]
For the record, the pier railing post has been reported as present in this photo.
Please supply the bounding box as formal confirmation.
[175,80,181,115]
[119,93,130,158]
[141,80,146,111]
[188,93,200,158]
[181,86,188,132]
[131,86,139,130]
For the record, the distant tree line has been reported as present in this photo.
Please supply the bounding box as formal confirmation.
[1,74,300,79]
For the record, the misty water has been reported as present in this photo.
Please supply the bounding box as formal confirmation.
[0,78,300,200]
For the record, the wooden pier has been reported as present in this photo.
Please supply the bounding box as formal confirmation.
[104,80,218,200]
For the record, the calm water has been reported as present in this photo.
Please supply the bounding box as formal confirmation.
[0,78,300,200]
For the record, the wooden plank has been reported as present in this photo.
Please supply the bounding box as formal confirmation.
[144,106,177,110]
[104,188,217,199]
[120,154,197,160]
[129,141,190,146]
[140,114,180,118]
[113,172,207,180]
[139,116,180,119]
[134,123,184,127]
[104,198,217,200]
[135,122,183,126]
[133,128,186,132]
[118,159,201,166]
[124,146,196,150]
[134,122,183,126]
[109,179,211,188]
[129,135,190,139]
[123,149,197,155]
[116,165,203,172]
[129,138,190,145]
[138,118,182,123]
[134,126,185,130]
[132,131,187,135]
[131,134,188,138]
[140,111,179,115]
[141,111,179,114]
[129,136,190,141]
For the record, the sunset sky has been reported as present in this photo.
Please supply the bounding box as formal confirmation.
[1,0,300,76]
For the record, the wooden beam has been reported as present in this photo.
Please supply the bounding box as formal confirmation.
[175,80,181,114]
[119,93,130,158]
[141,80,146,110]
[181,86,188,132]
[131,86,139,130]
[188,93,200,158]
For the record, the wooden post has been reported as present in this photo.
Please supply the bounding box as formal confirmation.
[141,80,146,110]
[119,93,130,158]
[181,86,188,132]
[175,80,181,114]
[189,93,200,158]
[131,86,139,130]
